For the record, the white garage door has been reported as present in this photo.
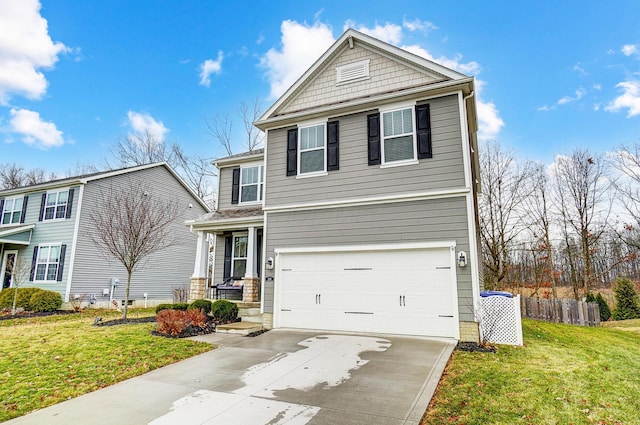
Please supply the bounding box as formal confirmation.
[275,245,459,338]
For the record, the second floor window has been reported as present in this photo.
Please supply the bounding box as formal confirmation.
[382,107,416,164]
[1,197,24,225]
[299,124,326,174]
[240,165,264,204]
[44,190,69,220]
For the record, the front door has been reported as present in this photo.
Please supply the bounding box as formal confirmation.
[1,250,18,289]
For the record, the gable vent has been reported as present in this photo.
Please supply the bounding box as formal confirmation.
[336,59,370,85]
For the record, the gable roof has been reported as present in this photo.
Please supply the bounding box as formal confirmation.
[0,162,211,212]
[213,148,264,167]
[255,29,473,130]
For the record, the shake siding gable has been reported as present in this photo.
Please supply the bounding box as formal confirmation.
[71,166,207,301]
[265,94,464,208]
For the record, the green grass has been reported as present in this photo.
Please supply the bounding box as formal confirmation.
[0,309,213,422]
[422,319,640,425]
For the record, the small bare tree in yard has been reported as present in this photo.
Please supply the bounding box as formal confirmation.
[89,182,180,319]
[7,255,32,316]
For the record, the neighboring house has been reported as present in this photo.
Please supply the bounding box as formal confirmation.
[188,29,482,341]
[0,163,209,308]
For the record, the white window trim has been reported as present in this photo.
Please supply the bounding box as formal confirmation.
[231,232,248,278]
[34,243,62,283]
[1,196,24,226]
[297,120,327,176]
[380,105,418,166]
[239,163,264,205]
[43,188,70,222]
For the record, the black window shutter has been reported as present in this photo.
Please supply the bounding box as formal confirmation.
[38,193,46,221]
[65,188,74,219]
[416,104,432,159]
[231,168,240,205]
[0,199,4,220]
[223,236,232,280]
[367,113,381,165]
[327,120,339,171]
[286,128,298,176]
[20,196,28,223]
[57,244,67,282]
[30,246,39,281]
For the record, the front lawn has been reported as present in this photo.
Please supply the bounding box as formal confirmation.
[422,319,640,424]
[0,309,212,422]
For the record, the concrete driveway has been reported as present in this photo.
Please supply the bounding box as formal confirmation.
[6,330,454,425]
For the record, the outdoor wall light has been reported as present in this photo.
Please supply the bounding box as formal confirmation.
[457,251,467,268]
[265,257,274,270]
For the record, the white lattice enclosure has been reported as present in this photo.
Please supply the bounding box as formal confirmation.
[480,294,523,346]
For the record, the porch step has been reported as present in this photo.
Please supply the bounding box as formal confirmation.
[216,321,263,335]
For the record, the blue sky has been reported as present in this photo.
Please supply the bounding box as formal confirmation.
[1,0,640,175]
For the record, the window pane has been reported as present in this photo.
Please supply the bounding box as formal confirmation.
[46,264,58,281]
[46,193,57,206]
[383,108,412,137]
[49,245,60,262]
[312,126,324,148]
[58,191,68,203]
[300,150,324,173]
[45,207,54,220]
[55,205,66,219]
[234,236,247,258]
[242,167,258,185]
[300,127,310,150]
[384,135,414,162]
[233,259,246,277]
[11,211,20,222]
[36,264,46,281]
[241,185,258,202]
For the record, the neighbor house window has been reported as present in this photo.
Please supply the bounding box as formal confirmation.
[232,235,248,277]
[44,190,69,220]
[299,124,326,174]
[1,197,24,225]
[240,165,264,204]
[35,244,61,282]
[381,107,416,163]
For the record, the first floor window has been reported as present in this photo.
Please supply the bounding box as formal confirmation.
[35,244,61,281]
[240,165,264,203]
[299,124,325,174]
[232,235,248,277]
[44,190,69,220]
[382,107,415,163]
[1,197,24,225]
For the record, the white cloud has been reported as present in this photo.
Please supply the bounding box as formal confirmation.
[0,0,69,104]
[573,63,588,75]
[402,18,438,33]
[199,51,223,87]
[344,20,403,44]
[126,111,169,141]
[621,44,639,56]
[260,20,335,99]
[537,105,551,112]
[605,80,640,117]
[557,87,587,105]
[593,84,602,90]
[9,108,64,148]
[474,80,504,141]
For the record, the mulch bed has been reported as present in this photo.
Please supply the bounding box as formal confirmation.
[93,316,157,326]
[455,341,497,353]
[151,320,217,338]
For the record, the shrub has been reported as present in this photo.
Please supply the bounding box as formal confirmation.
[612,277,640,320]
[188,299,212,315]
[155,303,173,314]
[0,288,44,310]
[0,288,17,309]
[29,290,62,312]
[211,299,238,323]
[595,293,612,321]
[156,309,208,335]
[173,302,189,311]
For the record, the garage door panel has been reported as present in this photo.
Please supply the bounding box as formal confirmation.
[276,246,458,338]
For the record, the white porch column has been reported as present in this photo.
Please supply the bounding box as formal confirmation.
[245,226,256,278]
[192,231,208,279]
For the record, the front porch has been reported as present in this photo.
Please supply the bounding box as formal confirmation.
[187,207,264,304]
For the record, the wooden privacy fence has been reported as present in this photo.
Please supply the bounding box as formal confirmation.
[521,297,600,326]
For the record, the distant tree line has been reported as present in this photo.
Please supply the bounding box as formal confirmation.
[479,140,640,300]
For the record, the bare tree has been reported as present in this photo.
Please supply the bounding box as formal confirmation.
[172,145,217,208]
[206,98,265,156]
[609,142,640,249]
[108,130,178,169]
[88,181,180,319]
[553,149,612,297]
[0,163,55,189]
[478,141,533,290]
[6,255,32,316]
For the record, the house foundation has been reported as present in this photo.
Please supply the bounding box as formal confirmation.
[242,277,260,302]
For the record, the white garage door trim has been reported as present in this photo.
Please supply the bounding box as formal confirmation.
[273,242,460,339]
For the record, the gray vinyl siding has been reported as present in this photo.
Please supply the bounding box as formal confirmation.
[217,163,263,210]
[263,196,475,321]
[3,187,79,296]
[71,166,207,302]
[212,233,226,285]
[265,94,464,208]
